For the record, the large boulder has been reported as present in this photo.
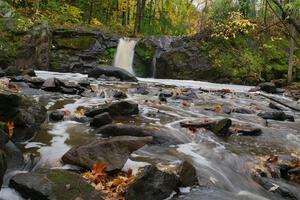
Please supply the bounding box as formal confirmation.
[125,165,179,200]
[85,101,139,118]
[95,124,185,145]
[62,136,152,171]
[0,150,7,189]
[9,169,103,200]
[90,112,112,128]
[0,91,47,141]
[88,65,138,82]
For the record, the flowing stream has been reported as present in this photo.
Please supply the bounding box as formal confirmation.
[1,39,300,200]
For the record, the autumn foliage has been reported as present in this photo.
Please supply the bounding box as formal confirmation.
[82,162,139,200]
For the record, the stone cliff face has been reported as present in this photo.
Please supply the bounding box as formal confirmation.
[0,22,229,82]
[133,36,228,82]
[50,30,121,73]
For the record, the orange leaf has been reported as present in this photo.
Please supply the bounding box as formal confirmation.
[7,121,14,138]
[92,162,107,174]
[215,105,222,113]
[127,168,132,177]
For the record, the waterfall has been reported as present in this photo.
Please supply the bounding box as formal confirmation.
[113,38,137,74]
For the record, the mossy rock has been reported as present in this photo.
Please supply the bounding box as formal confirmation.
[102,47,117,65]
[133,41,156,77]
[53,36,96,50]
[10,169,103,200]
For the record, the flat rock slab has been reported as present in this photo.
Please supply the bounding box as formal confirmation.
[85,101,139,118]
[62,136,152,171]
[95,124,185,145]
[9,169,103,200]
[88,65,138,82]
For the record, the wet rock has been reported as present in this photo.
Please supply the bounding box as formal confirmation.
[253,176,300,200]
[248,86,260,92]
[88,65,138,82]
[158,93,168,102]
[269,102,284,111]
[259,82,277,93]
[42,78,62,91]
[0,69,5,77]
[180,118,232,136]
[136,87,149,95]
[95,124,184,145]
[90,112,112,128]
[0,129,9,146]
[9,169,103,200]
[272,79,287,88]
[288,167,300,175]
[85,101,138,118]
[0,91,47,141]
[231,107,255,114]
[113,90,127,99]
[208,118,232,136]
[78,79,90,88]
[125,165,179,200]
[177,161,198,187]
[258,111,294,121]
[160,91,173,98]
[49,111,65,122]
[4,140,24,170]
[230,124,262,136]
[60,86,78,95]
[62,136,152,171]
[0,150,7,189]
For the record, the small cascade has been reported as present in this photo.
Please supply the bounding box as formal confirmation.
[113,38,137,74]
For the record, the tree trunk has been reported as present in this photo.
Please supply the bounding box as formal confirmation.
[287,24,296,83]
[269,0,300,34]
[88,0,94,23]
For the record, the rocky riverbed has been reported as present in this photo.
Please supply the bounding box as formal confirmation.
[0,70,299,200]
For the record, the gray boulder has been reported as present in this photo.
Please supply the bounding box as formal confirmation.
[125,165,179,200]
[85,101,138,118]
[88,65,138,82]
[62,136,152,171]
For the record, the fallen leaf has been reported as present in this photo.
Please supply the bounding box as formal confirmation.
[7,121,14,137]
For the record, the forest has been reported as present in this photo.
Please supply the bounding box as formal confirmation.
[0,1,300,200]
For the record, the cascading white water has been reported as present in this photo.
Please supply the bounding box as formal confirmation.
[113,38,137,74]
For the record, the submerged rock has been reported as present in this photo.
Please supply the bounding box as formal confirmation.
[258,111,294,121]
[180,118,232,136]
[177,161,198,187]
[136,87,149,95]
[90,112,112,128]
[230,123,262,136]
[49,110,65,122]
[88,65,138,82]
[231,107,255,114]
[113,90,127,99]
[62,136,152,171]
[9,169,103,200]
[125,165,179,200]
[208,118,232,136]
[85,101,139,118]
[95,124,184,145]
[253,176,300,200]
[0,150,7,189]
